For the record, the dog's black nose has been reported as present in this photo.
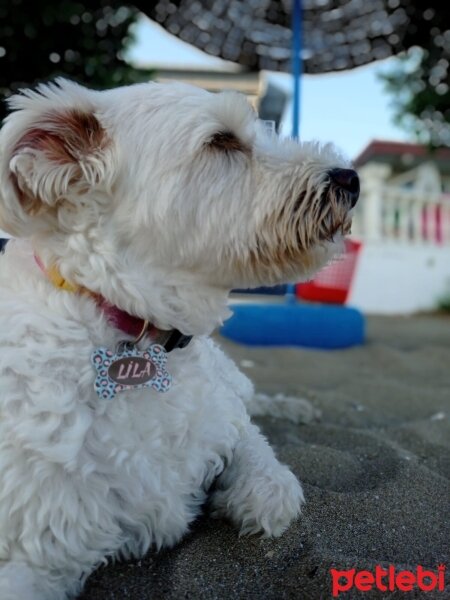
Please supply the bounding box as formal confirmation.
[329,168,360,208]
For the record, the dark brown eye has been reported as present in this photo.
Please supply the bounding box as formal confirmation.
[207,131,249,154]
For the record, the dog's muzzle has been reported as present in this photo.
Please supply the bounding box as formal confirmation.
[328,168,360,208]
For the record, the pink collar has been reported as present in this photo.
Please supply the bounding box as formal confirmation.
[34,255,192,351]
[96,296,155,339]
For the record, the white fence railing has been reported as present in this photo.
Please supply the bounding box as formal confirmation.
[352,185,450,245]
[380,188,450,245]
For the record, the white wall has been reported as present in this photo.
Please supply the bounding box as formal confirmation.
[348,242,450,314]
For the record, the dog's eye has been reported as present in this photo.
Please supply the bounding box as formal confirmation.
[207,131,249,154]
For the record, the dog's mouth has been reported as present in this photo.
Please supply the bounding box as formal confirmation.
[230,180,355,287]
[306,184,354,244]
[268,184,354,254]
[317,213,352,243]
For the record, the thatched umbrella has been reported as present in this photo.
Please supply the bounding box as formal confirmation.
[141,0,428,75]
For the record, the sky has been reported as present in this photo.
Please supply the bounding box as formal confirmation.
[128,16,409,161]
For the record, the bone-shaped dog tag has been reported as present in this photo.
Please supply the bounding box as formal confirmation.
[91,342,172,400]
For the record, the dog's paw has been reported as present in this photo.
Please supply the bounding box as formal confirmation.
[211,463,304,537]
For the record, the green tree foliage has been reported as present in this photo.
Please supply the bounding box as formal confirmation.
[381,4,450,147]
[0,0,153,121]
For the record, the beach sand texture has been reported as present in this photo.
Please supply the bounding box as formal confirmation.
[80,315,450,599]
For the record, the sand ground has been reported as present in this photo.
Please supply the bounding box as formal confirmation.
[80,315,450,599]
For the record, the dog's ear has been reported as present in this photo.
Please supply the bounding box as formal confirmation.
[0,79,113,236]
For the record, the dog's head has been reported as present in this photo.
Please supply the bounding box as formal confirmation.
[0,79,358,333]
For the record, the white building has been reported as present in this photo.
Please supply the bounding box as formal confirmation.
[348,140,450,314]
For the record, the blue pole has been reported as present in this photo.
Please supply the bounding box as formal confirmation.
[292,0,302,140]
[287,0,302,302]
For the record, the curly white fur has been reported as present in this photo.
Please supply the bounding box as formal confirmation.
[0,79,353,599]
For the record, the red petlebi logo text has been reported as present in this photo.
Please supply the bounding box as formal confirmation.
[330,564,446,597]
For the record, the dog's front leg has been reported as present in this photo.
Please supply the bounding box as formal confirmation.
[0,561,77,600]
[209,423,304,537]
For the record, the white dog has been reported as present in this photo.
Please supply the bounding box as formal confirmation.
[0,79,358,599]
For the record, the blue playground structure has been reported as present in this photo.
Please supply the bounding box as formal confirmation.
[221,303,365,350]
